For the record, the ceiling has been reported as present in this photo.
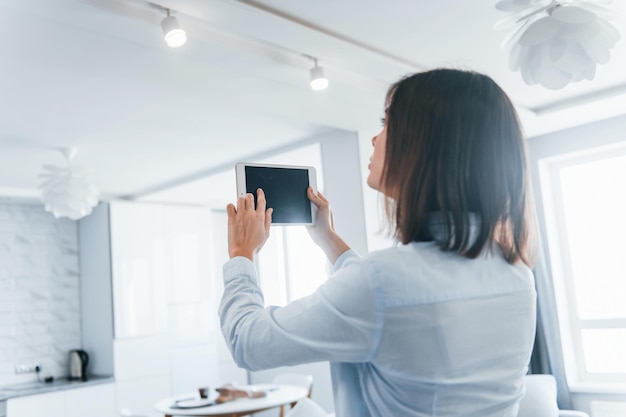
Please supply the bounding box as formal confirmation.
[1,0,626,204]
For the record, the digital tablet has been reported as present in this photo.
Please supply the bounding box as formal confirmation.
[235,162,317,226]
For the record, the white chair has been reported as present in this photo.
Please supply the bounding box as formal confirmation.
[519,374,590,417]
[272,373,314,417]
[285,397,331,417]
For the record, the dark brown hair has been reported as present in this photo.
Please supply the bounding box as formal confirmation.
[382,68,535,266]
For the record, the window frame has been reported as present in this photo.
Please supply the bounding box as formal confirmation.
[537,143,626,392]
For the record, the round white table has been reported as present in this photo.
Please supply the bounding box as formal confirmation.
[153,384,309,417]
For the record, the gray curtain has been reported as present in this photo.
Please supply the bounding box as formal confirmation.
[529,250,573,409]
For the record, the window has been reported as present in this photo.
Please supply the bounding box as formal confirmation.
[257,226,328,306]
[539,145,626,389]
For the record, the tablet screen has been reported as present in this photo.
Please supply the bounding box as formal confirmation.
[244,165,312,224]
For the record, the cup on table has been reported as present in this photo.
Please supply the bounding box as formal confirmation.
[198,387,210,399]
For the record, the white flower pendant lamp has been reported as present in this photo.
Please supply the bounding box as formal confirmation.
[495,0,621,89]
[38,148,99,221]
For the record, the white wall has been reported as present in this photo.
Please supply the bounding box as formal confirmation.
[317,130,369,255]
[78,203,114,377]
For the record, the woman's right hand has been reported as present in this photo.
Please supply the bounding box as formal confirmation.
[306,187,350,264]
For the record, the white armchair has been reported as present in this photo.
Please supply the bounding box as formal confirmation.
[519,375,589,417]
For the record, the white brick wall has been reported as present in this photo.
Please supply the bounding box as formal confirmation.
[0,202,81,386]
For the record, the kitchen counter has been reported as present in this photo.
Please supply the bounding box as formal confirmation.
[0,375,114,399]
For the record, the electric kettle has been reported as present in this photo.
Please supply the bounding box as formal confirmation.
[68,349,89,381]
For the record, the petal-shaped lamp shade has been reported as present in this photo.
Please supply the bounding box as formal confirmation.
[39,163,99,221]
[495,1,621,89]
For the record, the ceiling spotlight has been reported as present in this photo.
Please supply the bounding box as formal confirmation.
[161,9,187,48]
[309,59,329,91]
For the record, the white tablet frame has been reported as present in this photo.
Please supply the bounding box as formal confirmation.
[235,162,318,226]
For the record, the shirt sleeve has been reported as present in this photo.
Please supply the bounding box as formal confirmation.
[218,253,382,371]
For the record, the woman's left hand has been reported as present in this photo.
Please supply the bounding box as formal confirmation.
[227,188,273,260]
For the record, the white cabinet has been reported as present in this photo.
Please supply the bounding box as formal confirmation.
[79,201,247,416]
[115,377,170,417]
[7,384,115,417]
[109,203,215,340]
[107,202,248,410]
[7,391,64,417]
[113,336,170,382]
[65,384,116,417]
[112,335,171,417]
[109,203,168,339]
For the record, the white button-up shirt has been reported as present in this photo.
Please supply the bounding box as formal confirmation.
[220,236,536,417]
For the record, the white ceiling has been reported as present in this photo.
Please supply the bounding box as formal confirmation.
[1,0,626,203]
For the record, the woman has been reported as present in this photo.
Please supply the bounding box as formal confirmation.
[220,69,536,417]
